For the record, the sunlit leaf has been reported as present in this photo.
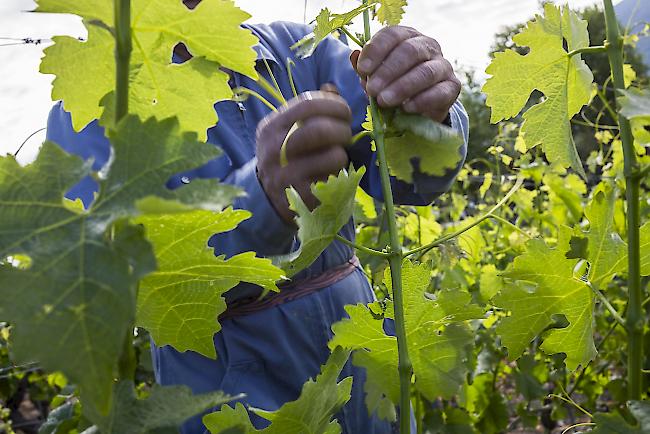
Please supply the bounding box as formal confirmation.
[278,166,365,277]
[483,4,593,177]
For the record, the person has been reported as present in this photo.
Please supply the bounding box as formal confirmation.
[45,1,469,432]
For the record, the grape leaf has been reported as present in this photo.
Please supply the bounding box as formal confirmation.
[38,0,258,139]
[88,381,234,434]
[135,208,284,358]
[97,116,239,217]
[204,403,255,434]
[479,264,506,303]
[620,88,650,145]
[292,4,372,58]
[329,261,482,419]
[569,187,650,280]
[495,226,596,370]
[384,111,464,184]
[0,144,138,414]
[576,187,627,286]
[620,88,650,123]
[39,25,114,131]
[483,4,593,178]
[591,400,650,434]
[203,347,352,434]
[329,303,398,420]
[278,166,365,277]
[376,0,407,25]
[0,116,236,414]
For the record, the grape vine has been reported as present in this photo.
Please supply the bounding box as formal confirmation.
[0,0,649,433]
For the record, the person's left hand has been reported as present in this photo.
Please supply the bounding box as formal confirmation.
[350,26,461,123]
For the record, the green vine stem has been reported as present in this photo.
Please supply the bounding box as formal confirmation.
[114,0,136,382]
[603,0,644,401]
[114,0,131,125]
[362,4,412,433]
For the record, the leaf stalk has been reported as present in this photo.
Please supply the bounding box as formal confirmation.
[567,45,607,58]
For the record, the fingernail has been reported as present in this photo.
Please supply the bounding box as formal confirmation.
[358,58,373,74]
[380,90,397,106]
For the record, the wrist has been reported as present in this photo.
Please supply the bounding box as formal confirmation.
[255,166,295,225]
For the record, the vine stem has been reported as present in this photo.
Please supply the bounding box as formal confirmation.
[603,0,644,401]
[114,0,131,126]
[114,0,136,382]
[362,4,412,433]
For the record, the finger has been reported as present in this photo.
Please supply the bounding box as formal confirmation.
[269,91,352,131]
[367,36,441,97]
[290,146,349,209]
[284,116,352,160]
[376,58,451,107]
[402,79,461,122]
[357,26,420,76]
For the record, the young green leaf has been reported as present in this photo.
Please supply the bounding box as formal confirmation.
[278,166,365,277]
[620,88,650,145]
[38,0,258,139]
[88,381,234,434]
[292,4,373,58]
[329,261,483,419]
[376,0,407,25]
[483,4,593,178]
[575,187,627,286]
[203,347,352,434]
[495,226,596,370]
[384,111,464,183]
[135,208,284,358]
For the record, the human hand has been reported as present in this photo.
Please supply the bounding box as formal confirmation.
[256,87,352,223]
[350,26,461,123]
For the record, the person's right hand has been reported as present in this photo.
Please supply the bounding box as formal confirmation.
[256,87,352,224]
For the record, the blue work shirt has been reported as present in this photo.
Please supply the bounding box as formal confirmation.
[47,22,468,303]
[46,21,469,433]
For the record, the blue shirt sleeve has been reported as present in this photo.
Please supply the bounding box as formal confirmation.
[312,33,469,205]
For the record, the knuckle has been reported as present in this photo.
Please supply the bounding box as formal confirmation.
[419,61,438,83]
[404,36,433,61]
[401,38,422,59]
[427,36,442,54]
[329,146,349,170]
[441,58,454,76]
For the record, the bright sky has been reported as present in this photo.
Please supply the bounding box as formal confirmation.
[0,0,604,162]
